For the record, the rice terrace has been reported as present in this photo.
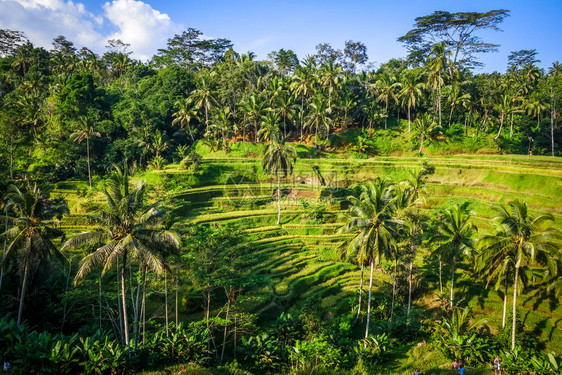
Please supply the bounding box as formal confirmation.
[0,1,561,374]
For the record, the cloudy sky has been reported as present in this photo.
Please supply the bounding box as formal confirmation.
[1,0,561,72]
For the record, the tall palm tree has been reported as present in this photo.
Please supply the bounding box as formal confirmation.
[340,179,398,338]
[431,203,477,309]
[70,116,101,188]
[375,74,399,130]
[305,94,331,148]
[172,98,200,142]
[524,92,548,132]
[189,73,217,128]
[259,111,281,143]
[413,113,439,154]
[242,92,266,142]
[426,42,449,127]
[64,165,178,346]
[262,140,297,225]
[291,66,315,140]
[399,75,425,132]
[548,62,561,156]
[494,94,512,140]
[480,201,560,350]
[1,183,68,325]
[320,59,342,108]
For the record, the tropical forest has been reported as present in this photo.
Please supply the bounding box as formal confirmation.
[0,6,561,375]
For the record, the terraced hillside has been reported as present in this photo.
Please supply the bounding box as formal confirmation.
[53,152,562,351]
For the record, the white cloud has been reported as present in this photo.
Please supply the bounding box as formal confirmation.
[0,0,105,51]
[0,0,181,60]
[103,0,181,60]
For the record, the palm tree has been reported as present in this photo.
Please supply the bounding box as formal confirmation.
[70,116,101,188]
[431,203,477,309]
[399,75,425,132]
[172,98,200,142]
[426,42,449,127]
[152,130,168,157]
[548,62,561,156]
[276,91,295,138]
[64,165,178,346]
[413,113,439,154]
[242,93,266,142]
[375,74,399,129]
[524,92,548,132]
[320,59,342,108]
[305,95,331,148]
[1,183,68,325]
[291,66,315,140]
[189,73,217,127]
[340,179,398,338]
[481,201,560,350]
[494,94,512,140]
[259,111,281,143]
[262,140,297,225]
[448,83,471,126]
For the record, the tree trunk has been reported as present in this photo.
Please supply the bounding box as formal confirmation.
[355,262,364,322]
[510,112,514,138]
[407,261,413,315]
[117,257,124,343]
[390,257,397,322]
[17,257,30,325]
[165,273,169,337]
[365,257,374,339]
[495,113,505,140]
[438,76,442,127]
[419,134,424,154]
[511,266,519,351]
[0,206,7,297]
[502,278,508,328]
[277,175,281,225]
[220,287,231,364]
[408,105,411,132]
[439,255,443,294]
[142,267,147,345]
[385,98,389,129]
[450,256,456,309]
[300,95,304,141]
[86,136,92,189]
[121,253,130,346]
[99,275,102,329]
[551,101,555,157]
[175,278,179,327]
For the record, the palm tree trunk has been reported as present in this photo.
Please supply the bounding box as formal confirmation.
[408,105,411,132]
[407,261,413,315]
[0,206,7,297]
[551,96,555,157]
[512,266,519,351]
[121,254,130,346]
[301,95,304,141]
[142,267,147,345]
[510,112,514,138]
[365,257,374,339]
[355,262,364,322]
[502,278,508,328]
[117,257,124,342]
[99,275,102,329]
[439,255,443,294]
[175,278,179,327]
[385,98,389,129]
[419,134,424,154]
[165,273,169,337]
[495,113,505,140]
[450,256,456,309]
[86,136,92,189]
[17,257,30,325]
[277,175,281,225]
[438,78,442,127]
[220,287,231,364]
[390,257,397,322]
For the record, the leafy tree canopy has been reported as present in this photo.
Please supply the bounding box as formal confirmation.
[398,9,510,68]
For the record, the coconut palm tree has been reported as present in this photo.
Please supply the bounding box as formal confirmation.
[189,73,217,127]
[340,179,398,338]
[305,94,331,148]
[431,203,477,309]
[481,200,560,350]
[413,113,440,154]
[291,66,315,140]
[399,75,425,132]
[70,116,101,188]
[426,42,449,127]
[241,92,266,142]
[1,183,68,325]
[262,140,297,225]
[259,111,281,143]
[172,98,200,142]
[64,165,178,346]
[375,74,399,129]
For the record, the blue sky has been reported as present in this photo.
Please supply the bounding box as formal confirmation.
[1,0,561,72]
